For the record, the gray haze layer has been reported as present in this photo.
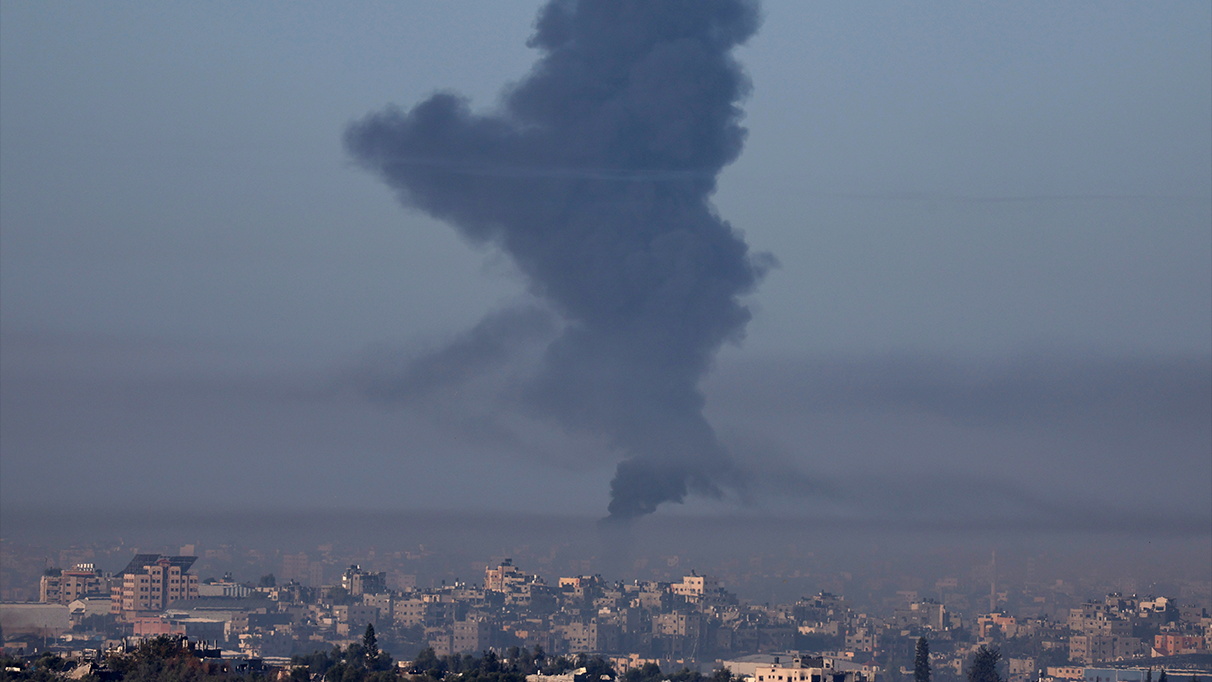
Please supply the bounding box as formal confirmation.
[345,0,771,520]
[0,2,1208,535]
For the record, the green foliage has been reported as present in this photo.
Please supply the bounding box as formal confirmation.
[364,623,383,668]
[622,662,733,682]
[259,574,276,588]
[395,646,626,682]
[541,655,576,676]
[0,651,84,682]
[103,635,216,682]
[915,637,931,682]
[1032,646,1070,670]
[967,646,1003,682]
[73,613,119,636]
[289,635,396,682]
[1157,670,1168,682]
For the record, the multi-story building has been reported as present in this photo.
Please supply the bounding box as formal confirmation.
[1069,634,1145,664]
[453,618,492,654]
[1007,657,1036,682]
[893,601,948,631]
[39,563,109,605]
[334,604,379,636]
[978,613,1020,639]
[672,574,709,600]
[1153,633,1208,656]
[341,564,386,596]
[280,553,314,586]
[559,620,622,653]
[844,627,876,652]
[485,559,526,592]
[110,554,199,618]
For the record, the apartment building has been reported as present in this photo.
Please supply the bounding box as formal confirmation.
[110,554,199,618]
[39,563,109,605]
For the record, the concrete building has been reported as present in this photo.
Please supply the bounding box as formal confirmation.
[110,554,200,618]
[39,564,109,605]
[753,655,876,682]
[132,615,225,641]
[1007,657,1036,682]
[1069,635,1145,664]
[341,565,386,596]
[453,618,492,654]
[67,597,112,623]
[560,620,622,653]
[1082,669,1150,682]
[978,614,1019,639]
[672,574,718,601]
[893,601,948,631]
[197,581,253,598]
[364,593,394,622]
[0,603,71,638]
[280,553,314,586]
[844,628,875,653]
[486,559,526,592]
[333,604,379,636]
[1153,633,1208,656]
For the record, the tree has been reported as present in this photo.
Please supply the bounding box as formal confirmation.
[915,637,932,682]
[968,646,1003,682]
[532,645,546,671]
[1146,669,1152,682]
[1158,670,1168,682]
[363,623,380,664]
[413,646,442,676]
[259,573,276,587]
[582,655,615,681]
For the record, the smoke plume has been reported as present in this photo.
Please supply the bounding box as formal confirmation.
[345,0,770,520]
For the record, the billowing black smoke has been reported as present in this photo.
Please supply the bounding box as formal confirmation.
[345,0,770,520]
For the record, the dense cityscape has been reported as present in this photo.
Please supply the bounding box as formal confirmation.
[2,0,1209,680]
[2,533,1209,681]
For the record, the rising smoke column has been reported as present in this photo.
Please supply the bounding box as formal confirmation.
[345,0,770,520]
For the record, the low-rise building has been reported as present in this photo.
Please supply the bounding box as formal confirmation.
[753,655,876,682]
[198,581,253,598]
[1153,633,1207,656]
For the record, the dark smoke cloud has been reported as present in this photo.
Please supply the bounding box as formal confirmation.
[357,305,558,405]
[345,0,770,520]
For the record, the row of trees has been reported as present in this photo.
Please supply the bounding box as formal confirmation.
[288,623,397,681]
[5,630,1203,682]
[913,638,1200,682]
[1,635,254,682]
[914,637,1003,682]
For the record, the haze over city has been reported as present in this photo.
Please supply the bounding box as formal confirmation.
[1,3,1210,681]
[2,1,1209,552]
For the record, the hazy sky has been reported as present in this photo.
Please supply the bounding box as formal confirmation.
[2,2,1209,530]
